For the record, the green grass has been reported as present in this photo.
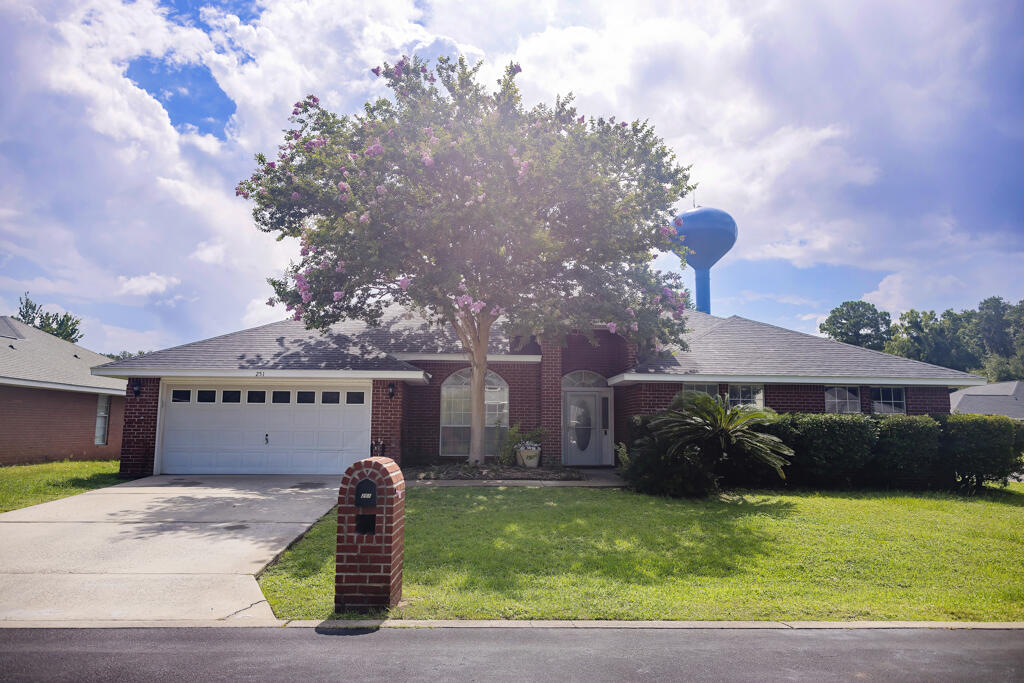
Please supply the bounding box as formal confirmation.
[0,460,121,512]
[258,484,1024,622]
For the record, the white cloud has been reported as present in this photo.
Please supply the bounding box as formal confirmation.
[116,273,181,296]
[242,297,284,328]
[738,290,820,307]
[189,240,226,264]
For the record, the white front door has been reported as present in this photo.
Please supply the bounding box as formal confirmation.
[562,389,613,466]
[160,384,372,474]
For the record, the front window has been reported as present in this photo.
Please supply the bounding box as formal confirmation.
[825,386,861,413]
[683,383,719,397]
[562,370,607,387]
[94,395,110,445]
[440,368,509,457]
[728,384,764,407]
[871,387,906,414]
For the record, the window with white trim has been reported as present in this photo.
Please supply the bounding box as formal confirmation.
[728,384,764,407]
[870,387,906,414]
[825,386,861,413]
[94,395,110,445]
[683,383,719,397]
[562,370,607,387]
[440,368,509,457]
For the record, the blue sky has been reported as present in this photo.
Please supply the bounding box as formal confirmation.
[0,0,1022,353]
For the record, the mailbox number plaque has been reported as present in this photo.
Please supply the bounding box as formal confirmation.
[355,479,377,507]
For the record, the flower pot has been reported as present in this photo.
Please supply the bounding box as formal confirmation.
[516,448,541,468]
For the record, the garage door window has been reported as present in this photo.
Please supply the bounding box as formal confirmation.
[346,391,365,405]
[172,389,191,403]
[197,390,216,403]
[247,390,266,403]
[322,391,340,404]
[297,391,316,404]
[272,390,291,404]
[222,390,241,404]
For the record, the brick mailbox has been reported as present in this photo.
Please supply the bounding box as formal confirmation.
[335,457,405,613]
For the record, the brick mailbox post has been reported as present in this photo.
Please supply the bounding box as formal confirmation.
[336,457,405,613]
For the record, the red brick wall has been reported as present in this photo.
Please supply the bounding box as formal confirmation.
[615,382,685,443]
[764,384,826,413]
[905,385,951,415]
[371,380,405,464]
[400,361,542,464]
[336,457,405,612]
[0,385,124,465]
[539,339,563,465]
[561,331,634,377]
[119,378,160,477]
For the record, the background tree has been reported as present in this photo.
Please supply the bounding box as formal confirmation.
[884,308,979,371]
[104,350,148,361]
[13,292,84,343]
[819,300,892,350]
[238,55,694,464]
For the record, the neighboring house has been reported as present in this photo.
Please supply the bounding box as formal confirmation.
[93,308,985,477]
[950,381,1024,419]
[0,316,126,465]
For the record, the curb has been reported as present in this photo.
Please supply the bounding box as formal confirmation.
[3,619,1024,630]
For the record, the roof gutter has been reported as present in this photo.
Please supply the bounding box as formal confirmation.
[606,372,988,388]
[91,367,430,385]
[1,375,127,396]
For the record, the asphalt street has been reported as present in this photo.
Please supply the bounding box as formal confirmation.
[1,627,1023,682]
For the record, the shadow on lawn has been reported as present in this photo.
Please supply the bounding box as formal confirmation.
[406,489,795,594]
[764,484,1024,508]
[63,472,122,489]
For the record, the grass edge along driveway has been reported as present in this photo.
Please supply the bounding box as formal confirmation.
[0,459,121,513]
[259,484,1024,622]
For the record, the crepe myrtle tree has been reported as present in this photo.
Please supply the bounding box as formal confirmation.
[238,55,694,465]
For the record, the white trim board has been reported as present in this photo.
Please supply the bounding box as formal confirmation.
[92,368,428,383]
[0,375,126,396]
[606,372,987,387]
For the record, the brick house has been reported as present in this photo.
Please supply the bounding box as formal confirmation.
[0,316,126,465]
[93,307,985,477]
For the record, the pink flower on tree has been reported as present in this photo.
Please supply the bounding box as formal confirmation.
[673,216,684,228]
[470,300,486,313]
[606,322,618,334]
[335,260,345,272]
[630,322,639,331]
[359,213,370,223]
[333,291,345,301]
[577,115,585,123]
[399,277,411,291]
[290,192,300,200]
[371,66,381,76]
[376,185,386,195]
[421,153,434,167]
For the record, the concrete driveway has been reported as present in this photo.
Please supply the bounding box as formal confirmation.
[0,475,339,624]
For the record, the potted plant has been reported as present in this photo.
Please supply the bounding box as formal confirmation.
[515,440,542,468]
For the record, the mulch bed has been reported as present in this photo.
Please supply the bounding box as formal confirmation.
[403,463,585,481]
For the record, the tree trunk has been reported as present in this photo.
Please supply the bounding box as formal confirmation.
[467,320,492,466]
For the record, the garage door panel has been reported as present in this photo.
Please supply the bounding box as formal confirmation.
[160,384,372,474]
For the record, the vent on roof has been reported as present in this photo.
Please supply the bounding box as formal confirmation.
[74,353,80,358]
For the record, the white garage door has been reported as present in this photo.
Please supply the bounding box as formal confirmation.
[160,384,372,474]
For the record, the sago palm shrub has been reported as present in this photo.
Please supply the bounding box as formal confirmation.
[623,391,792,497]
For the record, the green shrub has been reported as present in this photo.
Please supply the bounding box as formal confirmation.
[496,424,545,466]
[724,414,799,488]
[868,415,946,489]
[1014,419,1024,461]
[786,413,878,488]
[622,393,791,498]
[939,414,1018,490]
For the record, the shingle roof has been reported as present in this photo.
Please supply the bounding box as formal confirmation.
[950,381,1024,418]
[0,316,126,394]
[630,311,982,383]
[93,315,425,375]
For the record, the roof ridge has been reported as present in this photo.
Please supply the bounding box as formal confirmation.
[724,314,983,379]
[95,318,294,369]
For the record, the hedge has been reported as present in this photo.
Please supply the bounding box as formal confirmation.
[936,413,1019,490]
[867,415,946,490]
[630,407,1023,493]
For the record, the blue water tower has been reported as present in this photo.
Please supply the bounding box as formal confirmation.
[670,207,737,314]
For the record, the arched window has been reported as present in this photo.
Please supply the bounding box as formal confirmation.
[440,368,509,457]
[562,370,607,388]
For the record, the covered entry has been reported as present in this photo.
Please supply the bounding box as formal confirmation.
[561,371,614,466]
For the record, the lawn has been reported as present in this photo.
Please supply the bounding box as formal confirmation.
[259,484,1024,621]
[0,460,121,512]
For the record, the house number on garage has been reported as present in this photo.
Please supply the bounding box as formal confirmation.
[255,371,265,377]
